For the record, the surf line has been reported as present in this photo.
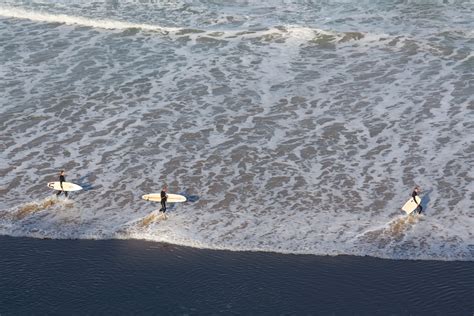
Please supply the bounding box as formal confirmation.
[0,6,179,33]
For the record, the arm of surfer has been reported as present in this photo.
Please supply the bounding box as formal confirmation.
[412,192,417,204]
[412,187,421,205]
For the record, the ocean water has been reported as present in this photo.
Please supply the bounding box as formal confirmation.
[0,0,473,261]
[1,236,473,314]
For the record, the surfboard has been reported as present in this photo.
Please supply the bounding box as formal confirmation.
[401,196,421,214]
[47,181,83,192]
[142,193,187,203]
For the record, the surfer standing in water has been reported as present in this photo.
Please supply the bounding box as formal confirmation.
[159,185,168,217]
[56,170,68,198]
[412,186,422,214]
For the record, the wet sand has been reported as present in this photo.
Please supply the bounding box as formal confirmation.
[0,236,472,315]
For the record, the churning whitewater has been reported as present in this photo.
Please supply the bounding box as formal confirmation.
[0,0,473,261]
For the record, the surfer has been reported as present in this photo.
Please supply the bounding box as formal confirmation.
[56,170,68,198]
[411,186,422,214]
[159,185,168,215]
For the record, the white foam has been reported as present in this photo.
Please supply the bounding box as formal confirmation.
[1,1,472,261]
[0,6,180,33]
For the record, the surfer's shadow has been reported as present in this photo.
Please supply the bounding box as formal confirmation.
[166,192,199,211]
[421,189,433,213]
[74,173,99,191]
[179,190,200,203]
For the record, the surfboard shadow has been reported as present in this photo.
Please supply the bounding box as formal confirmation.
[179,190,200,203]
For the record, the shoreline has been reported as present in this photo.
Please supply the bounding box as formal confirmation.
[110,236,474,262]
[3,229,472,262]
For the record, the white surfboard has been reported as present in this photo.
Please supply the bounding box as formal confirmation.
[142,193,187,203]
[401,196,421,214]
[47,181,83,192]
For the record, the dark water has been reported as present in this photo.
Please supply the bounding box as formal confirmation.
[0,236,472,315]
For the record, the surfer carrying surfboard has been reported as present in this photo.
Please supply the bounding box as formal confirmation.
[411,186,422,214]
[159,185,168,214]
[56,170,68,198]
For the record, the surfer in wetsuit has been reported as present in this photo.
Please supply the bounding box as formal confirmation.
[159,185,168,215]
[411,186,422,214]
[56,170,68,198]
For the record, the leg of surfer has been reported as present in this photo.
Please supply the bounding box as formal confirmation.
[56,170,67,198]
[159,200,167,219]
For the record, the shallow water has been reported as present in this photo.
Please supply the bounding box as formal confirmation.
[0,0,473,260]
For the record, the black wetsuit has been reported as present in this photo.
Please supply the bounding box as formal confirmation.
[412,190,422,214]
[160,190,167,213]
[56,174,68,197]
